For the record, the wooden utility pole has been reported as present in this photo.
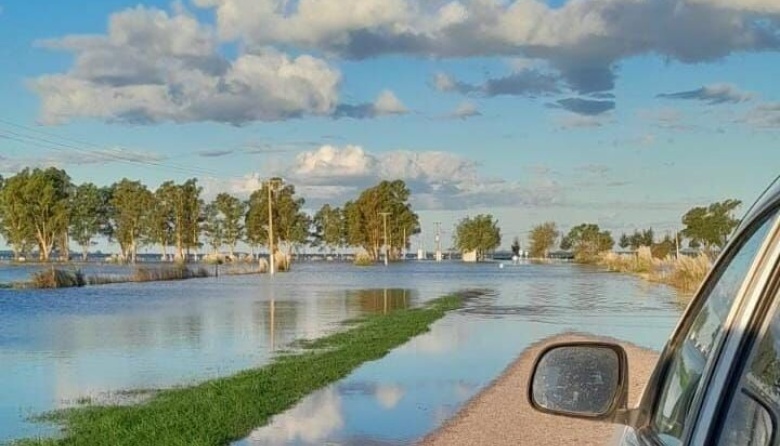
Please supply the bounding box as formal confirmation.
[379,212,391,266]
[267,179,281,275]
[434,222,442,262]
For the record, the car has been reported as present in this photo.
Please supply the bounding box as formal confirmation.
[528,176,780,446]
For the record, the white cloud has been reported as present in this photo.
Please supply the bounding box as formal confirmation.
[195,0,780,95]
[555,113,611,129]
[244,388,343,445]
[373,90,408,115]
[283,145,563,210]
[375,385,405,409]
[30,6,341,125]
[657,83,754,104]
[448,101,481,119]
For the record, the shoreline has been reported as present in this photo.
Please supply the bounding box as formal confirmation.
[419,332,660,446]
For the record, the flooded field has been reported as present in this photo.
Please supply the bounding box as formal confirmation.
[0,261,684,443]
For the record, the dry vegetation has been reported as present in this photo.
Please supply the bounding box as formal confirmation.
[598,246,712,294]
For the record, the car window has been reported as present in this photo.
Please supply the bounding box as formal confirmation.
[717,289,780,446]
[650,211,778,446]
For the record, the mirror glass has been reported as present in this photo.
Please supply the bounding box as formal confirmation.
[531,345,621,416]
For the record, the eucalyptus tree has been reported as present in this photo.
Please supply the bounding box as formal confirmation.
[69,182,110,261]
[160,179,203,261]
[453,214,502,261]
[213,193,245,258]
[312,204,344,254]
[203,201,224,255]
[0,168,71,261]
[528,222,558,258]
[245,179,309,261]
[109,179,153,263]
[681,199,742,250]
[342,180,420,260]
[0,172,36,260]
[560,223,614,262]
[148,182,176,260]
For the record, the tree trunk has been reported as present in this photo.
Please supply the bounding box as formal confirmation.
[82,244,89,262]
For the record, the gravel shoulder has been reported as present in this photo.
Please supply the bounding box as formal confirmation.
[419,333,660,446]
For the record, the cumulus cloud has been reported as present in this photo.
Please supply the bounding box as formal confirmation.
[433,70,560,97]
[657,83,754,104]
[280,145,563,210]
[334,90,409,119]
[740,101,780,128]
[195,0,780,95]
[30,6,341,125]
[447,101,481,119]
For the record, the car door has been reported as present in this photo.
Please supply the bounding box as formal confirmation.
[626,206,780,446]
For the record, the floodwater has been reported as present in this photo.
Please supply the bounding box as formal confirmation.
[0,261,684,443]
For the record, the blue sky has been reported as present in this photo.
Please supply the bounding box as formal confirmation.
[1,0,779,250]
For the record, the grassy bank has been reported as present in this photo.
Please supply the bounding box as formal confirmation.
[13,264,268,289]
[598,247,712,294]
[17,293,467,446]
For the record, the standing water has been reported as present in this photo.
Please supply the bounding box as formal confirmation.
[0,261,684,443]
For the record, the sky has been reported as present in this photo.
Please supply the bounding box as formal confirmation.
[0,0,779,251]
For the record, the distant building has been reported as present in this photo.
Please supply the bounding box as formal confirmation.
[462,250,478,262]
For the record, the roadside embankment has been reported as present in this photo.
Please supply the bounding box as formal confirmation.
[420,333,659,446]
[598,247,712,295]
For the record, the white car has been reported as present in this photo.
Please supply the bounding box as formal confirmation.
[528,177,780,446]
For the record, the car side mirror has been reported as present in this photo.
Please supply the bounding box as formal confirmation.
[529,342,628,420]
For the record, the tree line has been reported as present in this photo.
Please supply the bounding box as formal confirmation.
[525,199,743,262]
[0,168,421,263]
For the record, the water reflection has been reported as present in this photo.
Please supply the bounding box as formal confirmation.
[1,262,683,443]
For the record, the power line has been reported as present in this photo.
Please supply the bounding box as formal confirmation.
[0,118,223,178]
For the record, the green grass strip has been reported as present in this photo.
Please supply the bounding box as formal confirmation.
[17,294,464,446]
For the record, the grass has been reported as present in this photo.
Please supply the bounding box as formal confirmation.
[16,268,86,289]
[16,293,466,446]
[353,251,375,266]
[86,266,210,286]
[597,247,712,294]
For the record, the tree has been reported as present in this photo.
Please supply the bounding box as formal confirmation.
[168,179,203,261]
[69,183,109,261]
[109,179,153,263]
[511,237,521,257]
[0,172,36,260]
[0,168,72,261]
[528,222,558,258]
[245,179,310,264]
[561,223,614,262]
[681,199,742,250]
[341,180,420,260]
[203,201,224,254]
[312,204,344,254]
[214,193,245,258]
[148,183,176,260]
[453,214,501,261]
[618,233,630,249]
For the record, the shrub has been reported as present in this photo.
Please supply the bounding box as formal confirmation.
[353,252,375,266]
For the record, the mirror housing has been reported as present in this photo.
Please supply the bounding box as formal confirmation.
[528,342,629,421]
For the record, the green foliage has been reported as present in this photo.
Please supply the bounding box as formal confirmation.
[511,237,521,256]
[109,179,153,263]
[454,214,501,260]
[213,193,245,257]
[528,222,558,258]
[69,183,109,261]
[561,223,614,262]
[19,294,466,446]
[0,168,72,261]
[618,233,630,249]
[341,180,420,260]
[681,199,742,249]
[245,179,309,260]
[312,204,344,253]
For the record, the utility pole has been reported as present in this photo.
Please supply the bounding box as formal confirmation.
[379,212,391,266]
[402,227,406,261]
[267,179,279,275]
[434,222,442,262]
[675,229,680,259]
